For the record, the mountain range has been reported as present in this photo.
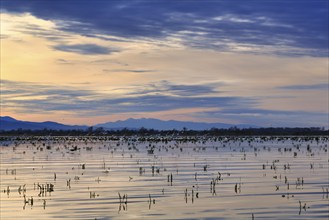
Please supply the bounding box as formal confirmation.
[0,116,87,131]
[96,118,255,130]
[0,116,256,131]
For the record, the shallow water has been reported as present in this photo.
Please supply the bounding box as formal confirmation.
[0,136,328,220]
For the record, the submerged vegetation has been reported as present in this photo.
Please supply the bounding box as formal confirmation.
[1,135,328,219]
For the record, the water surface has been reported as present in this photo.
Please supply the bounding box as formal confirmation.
[1,136,328,219]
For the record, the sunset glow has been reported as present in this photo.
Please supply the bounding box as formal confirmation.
[1,1,328,127]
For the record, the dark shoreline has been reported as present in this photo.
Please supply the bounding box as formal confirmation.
[0,127,328,137]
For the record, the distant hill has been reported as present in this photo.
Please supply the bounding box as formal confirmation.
[0,116,87,131]
[0,116,257,131]
[96,118,257,130]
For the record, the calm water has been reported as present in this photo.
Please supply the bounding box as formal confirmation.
[0,136,328,220]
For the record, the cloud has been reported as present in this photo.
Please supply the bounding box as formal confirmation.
[12,23,70,42]
[128,80,223,96]
[278,83,328,90]
[2,80,327,126]
[0,80,95,98]
[0,34,10,39]
[103,69,156,73]
[52,44,118,55]
[56,58,75,65]
[1,79,251,114]
[2,0,327,57]
[213,14,255,23]
[195,108,329,127]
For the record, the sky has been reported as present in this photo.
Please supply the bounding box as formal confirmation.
[0,0,328,127]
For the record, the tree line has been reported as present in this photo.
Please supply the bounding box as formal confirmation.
[0,126,327,136]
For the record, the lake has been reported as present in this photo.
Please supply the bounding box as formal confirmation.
[1,136,328,219]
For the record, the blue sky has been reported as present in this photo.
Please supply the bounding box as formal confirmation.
[1,0,328,127]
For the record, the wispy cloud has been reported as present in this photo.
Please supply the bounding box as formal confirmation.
[13,23,71,42]
[1,80,250,114]
[128,80,223,97]
[52,44,118,55]
[0,34,10,39]
[278,83,328,90]
[2,79,327,127]
[103,69,156,73]
[213,14,255,23]
[196,108,329,127]
[56,58,75,65]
